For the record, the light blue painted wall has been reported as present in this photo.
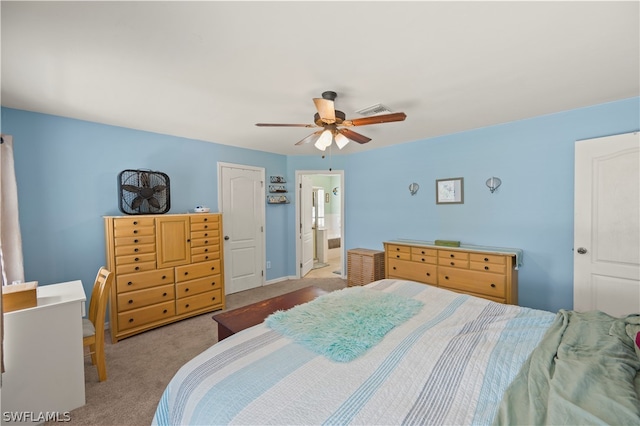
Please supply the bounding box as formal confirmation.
[2,97,639,312]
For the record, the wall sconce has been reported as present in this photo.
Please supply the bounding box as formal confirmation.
[486,177,502,193]
[409,182,420,196]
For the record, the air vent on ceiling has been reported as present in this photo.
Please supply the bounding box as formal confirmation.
[355,103,393,116]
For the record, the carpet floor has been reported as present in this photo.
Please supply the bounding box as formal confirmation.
[48,277,347,426]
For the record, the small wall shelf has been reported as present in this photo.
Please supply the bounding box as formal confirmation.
[267,176,288,204]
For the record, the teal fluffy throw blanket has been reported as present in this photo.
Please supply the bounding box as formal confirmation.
[265,287,424,362]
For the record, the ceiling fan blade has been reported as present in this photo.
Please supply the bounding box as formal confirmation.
[313,98,336,124]
[343,112,407,127]
[338,128,372,144]
[255,123,316,127]
[295,130,323,146]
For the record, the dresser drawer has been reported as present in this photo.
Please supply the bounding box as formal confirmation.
[113,217,155,228]
[190,214,219,225]
[116,268,174,293]
[469,261,507,274]
[117,284,175,312]
[176,275,222,298]
[191,245,220,256]
[176,289,223,315]
[118,301,175,331]
[116,261,156,275]
[115,252,156,265]
[438,250,469,261]
[175,259,221,283]
[192,252,220,263]
[115,243,156,257]
[438,267,506,298]
[191,236,220,248]
[387,245,411,260]
[191,221,220,232]
[114,235,155,247]
[113,225,155,238]
[469,253,506,265]
[387,258,437,285]
[191,230,220,240]
[411,247,437,257]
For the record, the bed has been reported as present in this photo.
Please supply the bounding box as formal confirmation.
[153,279,640,425]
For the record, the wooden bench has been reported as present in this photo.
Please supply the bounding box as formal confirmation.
[212,286,328,341]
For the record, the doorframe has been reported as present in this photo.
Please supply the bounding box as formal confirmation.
[295,170,345,279]
[217,162,267,291]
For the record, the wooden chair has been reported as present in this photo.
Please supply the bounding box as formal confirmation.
[83,266,114,382]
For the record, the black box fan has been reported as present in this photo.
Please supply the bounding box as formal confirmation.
[118,169,170,215]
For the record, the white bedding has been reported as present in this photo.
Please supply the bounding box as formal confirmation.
[153,279,555,425]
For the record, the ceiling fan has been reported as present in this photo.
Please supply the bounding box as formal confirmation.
[255,91,407,151]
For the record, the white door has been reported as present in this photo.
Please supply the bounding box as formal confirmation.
[219,164,265,294]
[300,175,314,277]
[574,132,640,316]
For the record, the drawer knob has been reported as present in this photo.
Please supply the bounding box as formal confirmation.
[211,266,215,270]
[444,276,449,280]
[204,233,208,237]
[162,275,167,280]
[184,272,188,275]
[128,299,133,304]
[134,257,139,262]
[133,221,138,225]
[426,272,430,277]
[204,240,209,244]
[421,250,426,254]
[129,318,134,323]
[134,248,139,252]
[134,239,139,243]
[484,266,489,270]
[204,218,208,222]
[204,225,209,229]
[484,257,489,262]
[450,262,455,266]
[491,283,496,288]
[396,255,400,258]
[185,288,189,292]
[133,229,138,234]
[204,248,209,252]
[205,255,209,259]
[211,282,216,286]
[421,258,425,262]
[127,281,133,286]
[135,266,140,271]
[163,309,168,314]
[212,296,216,301]
[185,304,190,308]
[393,266,397,270]
[163,292,167,297]
[396,247,400,251]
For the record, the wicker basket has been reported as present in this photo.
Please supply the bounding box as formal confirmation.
[347,248,385,287]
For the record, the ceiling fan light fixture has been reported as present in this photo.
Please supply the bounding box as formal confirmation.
[334,133,349,149]
[315,129,332,150]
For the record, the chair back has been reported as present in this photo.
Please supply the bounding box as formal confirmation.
[88,267,114,338]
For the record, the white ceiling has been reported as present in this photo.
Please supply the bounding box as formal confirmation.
[1,1,638,156]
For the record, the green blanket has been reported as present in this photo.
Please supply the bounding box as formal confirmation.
[494,310,640,425]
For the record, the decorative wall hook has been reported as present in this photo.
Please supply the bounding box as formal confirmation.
[409,182,420,196]
[486,177,502,193]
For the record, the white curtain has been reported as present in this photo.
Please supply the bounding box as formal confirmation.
[1,134,25,375]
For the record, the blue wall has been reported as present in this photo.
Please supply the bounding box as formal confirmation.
[2,97,639,312]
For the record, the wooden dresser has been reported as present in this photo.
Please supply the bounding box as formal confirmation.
[104,213,225,342]
[383,240,521,304]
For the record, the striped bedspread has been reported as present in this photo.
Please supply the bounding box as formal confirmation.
[153,279,555,426]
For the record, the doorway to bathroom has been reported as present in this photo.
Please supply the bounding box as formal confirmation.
[295,170,344,279]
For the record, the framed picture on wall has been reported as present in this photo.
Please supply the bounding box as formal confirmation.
[436,177,464,204]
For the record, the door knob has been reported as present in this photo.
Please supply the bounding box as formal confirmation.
[224,236,230,240]
[577,247,588,254]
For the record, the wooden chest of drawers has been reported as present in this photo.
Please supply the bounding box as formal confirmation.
[384,241,520,304]
[105,213,225,342]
